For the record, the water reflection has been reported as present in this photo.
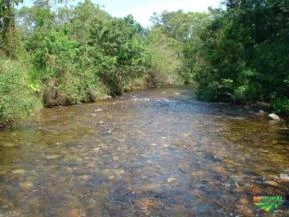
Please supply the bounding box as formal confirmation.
[0,87,288,216]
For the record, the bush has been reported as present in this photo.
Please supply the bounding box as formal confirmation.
[28,31,107,106]
[0,58,40,127]
[271,97,289,115]
[89,16,151,95]
[193,1,289,109]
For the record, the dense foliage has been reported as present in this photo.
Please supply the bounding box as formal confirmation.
[1,0,289,126]
[88,15,151,95]
[193,0,289,113]
[0,58,40,126]
[0,0,23,57]
[150,10,210,84]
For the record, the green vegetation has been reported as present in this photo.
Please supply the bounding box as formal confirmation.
[149,1,289,114]
[1,0,289,127]
[147,27,183,86]
[0,58,40,127]
[192,1,289,113]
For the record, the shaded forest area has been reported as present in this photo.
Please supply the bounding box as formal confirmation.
[0,0,288,127]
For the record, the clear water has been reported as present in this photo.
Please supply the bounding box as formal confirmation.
[0,87,288,217]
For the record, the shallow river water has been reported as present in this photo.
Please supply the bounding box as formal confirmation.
[0,87,289,217]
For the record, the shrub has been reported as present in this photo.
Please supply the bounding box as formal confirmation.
[28,31,107,106]
[271,97,289,115]
[0,58,40,127]
[89,16,151,95]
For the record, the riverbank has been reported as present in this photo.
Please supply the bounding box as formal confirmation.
[0,80,178,129]
[2,81,288,130]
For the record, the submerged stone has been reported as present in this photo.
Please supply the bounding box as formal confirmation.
[135,198,163,214]
[264,180,279,187]
[12,169,26,175]
[45,154,62,160]
[2,143,18,148]
[103,169,125,179]
[167,177,177,183]
[86,161,95,168]
[191,171,204,178]
[112,156,119,161]
[78,175,90,182]
[67,209,82,217]
[104,95,112,99]
[133,183,163,193]
[213,166,227,174]
[95,108,103,112]
[19,181,33,190]
[279,173,289,182]
[94,147,100,152]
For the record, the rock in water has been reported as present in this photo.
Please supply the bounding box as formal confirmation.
[167,177,177,183]
[45,154,62,160]
[279,173,289,182]
[19,182,33,190]
[12,169,26,175]
[95,108,103,112]
[67,209,82,217]
[2,143,18,148]
[104,95,112,99]
[264,180,279,187]
[269,113,280,121]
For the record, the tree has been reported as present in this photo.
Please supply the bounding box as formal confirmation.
[193,0,289,113]
[68,0,109,43]
[0,0,22,57]
[89,15,150,95]
[150,10,210,83]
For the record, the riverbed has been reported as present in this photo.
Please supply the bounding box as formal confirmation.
[0,87,288,217]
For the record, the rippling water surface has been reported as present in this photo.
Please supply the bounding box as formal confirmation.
[0,87,289,217]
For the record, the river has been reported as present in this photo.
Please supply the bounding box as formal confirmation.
[0,87,288,217]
